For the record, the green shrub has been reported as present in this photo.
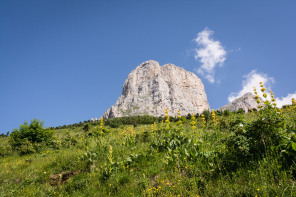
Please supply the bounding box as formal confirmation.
[223,109,230,116]
[9,119,54,154]
[83,124,90,132]
[236,108,245,114]
[226,104,288,166]
[19,139,36,155]
[61,132,78,148]
[0,140,12,156]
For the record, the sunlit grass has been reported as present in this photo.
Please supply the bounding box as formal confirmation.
[1,98,296,196]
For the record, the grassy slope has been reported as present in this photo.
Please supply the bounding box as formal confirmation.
[1,109,296,197]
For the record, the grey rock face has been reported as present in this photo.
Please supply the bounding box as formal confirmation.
[217,92,262,112]
[103,60,210,118]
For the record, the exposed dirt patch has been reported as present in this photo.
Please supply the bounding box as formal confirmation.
[50,171,79,186]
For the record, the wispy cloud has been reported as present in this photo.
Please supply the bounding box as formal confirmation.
[194,27,226,83]
[228,70,296,107]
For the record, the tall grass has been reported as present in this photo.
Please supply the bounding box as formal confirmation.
[1,103,296,196]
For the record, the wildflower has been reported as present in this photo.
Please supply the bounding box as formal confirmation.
[211,109,218,126]
[99,117,104,135]
[165,109,169,123]
[201,114,206,127]
[260,82,272,106]
[292,98,296,109]
[108,146,113,172]
[165,109,169,119]
[177,110,182,119]
[191,113,196,129]
[254,86,262,109]
[151,122,157,132]
[177,110,183,125]
[100,117,104,128]
[164,109,170,129]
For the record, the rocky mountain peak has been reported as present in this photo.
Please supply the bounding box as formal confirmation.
[103,60,210,118]
[217,92,263,112]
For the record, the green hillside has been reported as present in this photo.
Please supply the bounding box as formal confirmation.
[1,98,296,196]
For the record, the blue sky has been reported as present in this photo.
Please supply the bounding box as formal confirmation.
[1,0,296,134]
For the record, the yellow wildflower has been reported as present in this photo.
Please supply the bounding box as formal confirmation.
[191,113,196,129]
[211,109,217,126]
[201,114,206,127]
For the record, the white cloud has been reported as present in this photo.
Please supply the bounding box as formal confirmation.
[276,93,296,107]
[194,27,226,83]
[228,70,296,108]
[228,70,274,102]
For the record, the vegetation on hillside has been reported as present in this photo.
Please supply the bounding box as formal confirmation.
[1,83,296,196]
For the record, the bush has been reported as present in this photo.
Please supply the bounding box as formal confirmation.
[223,110,230,116]
[19,139,36,155]
[83,124,90,132]
[236,108,245,114]
[0,141,12,156]
[226,105,288,165]
[61,132,78,148]
[9,119,54,154]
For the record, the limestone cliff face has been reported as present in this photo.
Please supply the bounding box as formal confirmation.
[103,60,210,118]
[217,92,263,112]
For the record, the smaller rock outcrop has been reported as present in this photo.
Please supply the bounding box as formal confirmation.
[217,92,262,112]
